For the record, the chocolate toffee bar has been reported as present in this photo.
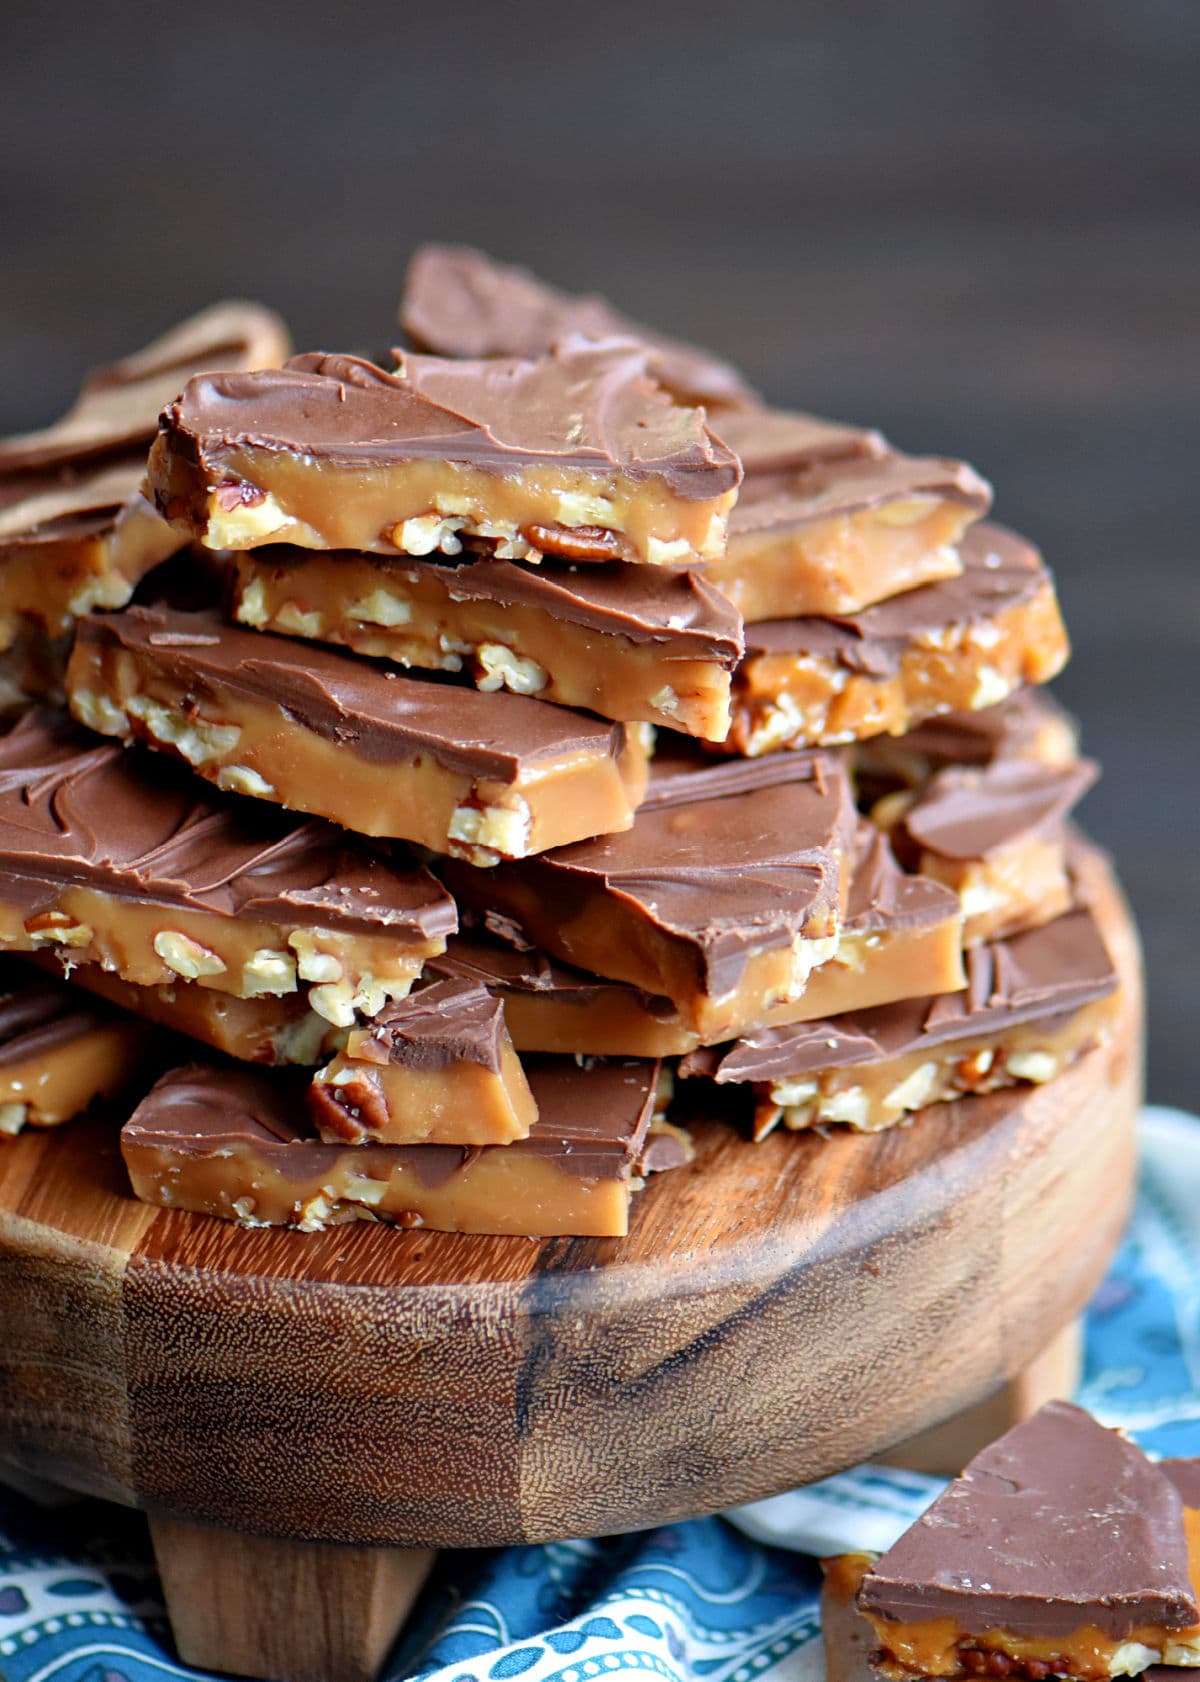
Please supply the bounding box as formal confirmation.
[444,750,857,1043]
[67,605,651,862]
[148,342,742,567]
[0,301,290,650]
[42,958,340,1066]
[877,758,1098,947]
[727,524,1069,755]
[853,690,1081,792]
[0,957,155,1136]
[855,1402,1200,1680]
[710,408,991,620]
[434,805,962,1056]
[229,547,743,741]
[122,1055,663,1237]
[0,710,455,1025]
[400,242,757,410]
[309,976,538,1146]
[682,905,1118,1136]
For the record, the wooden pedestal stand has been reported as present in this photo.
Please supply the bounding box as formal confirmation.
[0,852,1141,1682]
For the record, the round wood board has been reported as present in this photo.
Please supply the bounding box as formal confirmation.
[0,849,1142,1549]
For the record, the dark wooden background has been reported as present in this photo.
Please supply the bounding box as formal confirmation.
[2,1,1196,1106]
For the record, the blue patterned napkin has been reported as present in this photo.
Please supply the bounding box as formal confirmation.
[0,1106,1196,1682]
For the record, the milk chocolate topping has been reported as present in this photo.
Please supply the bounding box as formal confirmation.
[400,243,757,410]
[742,524,1050,676]
[159,342,742,500]
[1160,1461,1200,1510]
[642,739,847,809]
[686,906,1116,1084]
[75,605,637,783]
[730,448,991,538]
[0,955,126,1068]
[0,709,455,939]
[857,1401,1198,1641]
[342,977,507,1074]
[125,1054,658,1185]
[715,407,888,475]
[843,823,960,934]
[445,752,856,999]
[0,301,290,477]
[858,691,1078,777]
[429,932,679,1022]
[241,546,743,658]
[902,759,1098,860]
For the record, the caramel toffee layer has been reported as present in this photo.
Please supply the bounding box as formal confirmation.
[444,750,857,1042]
[858,1402,1200,1680]
[400,242,757,410]
[728,524,1069,754]
[882,758,1098,946]
[41,957,340,1067]
[122,1054,663,1237]
[713,409,991,620]
[0,955,154,1134]
[434,810,962,1056]
[309,975,539,1146]
[682,905,1117,1134]
[0,301,290,648]
[0,709,455,1025]
[149,342,741,567]
[230,546,744,741]
[853,690,1081,793]
[67,604,650,863]
[821,1555,881,1682]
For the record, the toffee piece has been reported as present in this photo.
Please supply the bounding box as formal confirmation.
[230,546,743,741]
[727,524,1069,755]
[148,342,742,568]
[682,905,1118,1136]
[400,242,757,410]
[711,408,991,620]
[857,1401,1200,1680]
[0,957,155,1136]
[432,813,962,1056]
[853,690,1080,795]
[66,605,651,864]
[122,1055,663,1238]
[878,758,1098,947]
[40,958,340,1067]
[309,976,539,1146]
[0,301,290,651]
[0,710,455,1027]
[444,751,857,1043]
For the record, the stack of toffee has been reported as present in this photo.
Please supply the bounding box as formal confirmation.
[0,247,1118,1237]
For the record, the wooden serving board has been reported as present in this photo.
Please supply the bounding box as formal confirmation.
[0,852,1140,1557]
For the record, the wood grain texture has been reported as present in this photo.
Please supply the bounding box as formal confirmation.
[882,1316,1082,1476]
[150,1515,434,1682]
[0,848,1141,1548]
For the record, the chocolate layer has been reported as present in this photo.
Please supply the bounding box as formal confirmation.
[236,545,743,658]
[843,822,961,935]
[444,751,856,1002]
[715,406,888,474]
[740,524,1050,677]
[0,955,128,1068]
[642,737,851,808]
[684,905,1116,1085]
[0,709,454,940]
[1161,1461,1200,1510]
[855,691,1080,782]
[338,977,506,1075]
[72,604,640,787]
[430,931,679,1025]
[156,341,741,502]
[901,759,1098,860]
[0,301,290,477]
[124,1054,658,1186]
[400,243,756,410]
[729,446,991,540]
[857,1401,1198,1641]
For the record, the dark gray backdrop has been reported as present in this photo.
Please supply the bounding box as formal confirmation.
[3,0,1196,1103]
